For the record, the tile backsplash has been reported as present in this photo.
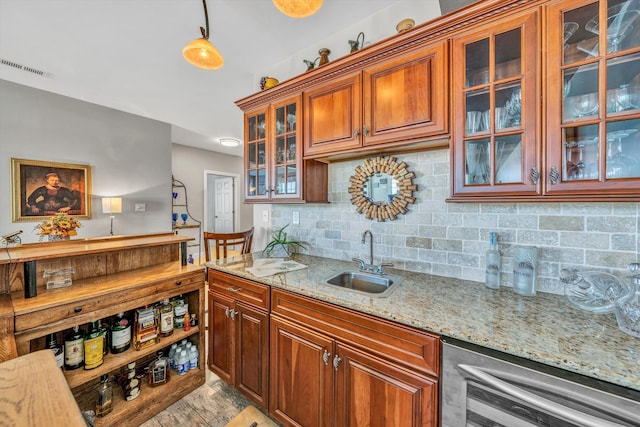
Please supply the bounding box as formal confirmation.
[271,148,639,294]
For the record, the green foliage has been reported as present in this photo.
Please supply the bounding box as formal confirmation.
[263,224,307,256]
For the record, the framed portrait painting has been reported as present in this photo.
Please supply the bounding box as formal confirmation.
[11,158,92,222]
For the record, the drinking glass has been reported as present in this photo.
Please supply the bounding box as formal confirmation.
[466,111,482,134]
[574,93,598,117]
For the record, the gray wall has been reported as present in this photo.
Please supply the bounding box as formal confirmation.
[272,151,640,295]
[0,80,172,243]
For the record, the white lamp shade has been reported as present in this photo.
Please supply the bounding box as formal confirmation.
[102,197,122,214]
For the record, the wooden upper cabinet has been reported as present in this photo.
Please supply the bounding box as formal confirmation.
[244,106,270,201]
[304,41,448,157]
[304,73,363,156]
[545,0,640,198]
[450,9,540,199]
[363,43,448,147]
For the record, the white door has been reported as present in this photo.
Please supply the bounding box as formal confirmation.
[214,177,234,232]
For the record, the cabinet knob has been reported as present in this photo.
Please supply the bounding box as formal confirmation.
[225,307,230,318]
[529,167,539,185]
[175,280,182,286]
[333,354,341,371]
[354,128,360,138]
[363,125,369,136]
[74,306,82,313]
[549,166,560,185]
[322,350,331,365]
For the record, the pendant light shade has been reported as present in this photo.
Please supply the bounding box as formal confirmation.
[272,0,323,18]
[183,0,224,70]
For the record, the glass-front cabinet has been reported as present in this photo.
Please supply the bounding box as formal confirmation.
[546,0,640,196]
[451,11,540,197]
[243,95,303,202]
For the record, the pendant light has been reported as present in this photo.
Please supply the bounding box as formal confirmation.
[272,0,323,18]
[183,0,224,70]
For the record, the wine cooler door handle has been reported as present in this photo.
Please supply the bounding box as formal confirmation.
[457,364,624,427]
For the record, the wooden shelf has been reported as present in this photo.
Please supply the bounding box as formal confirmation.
[64,326,200,389]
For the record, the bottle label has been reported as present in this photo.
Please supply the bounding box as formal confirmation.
[189,354,198,370]
[174,301,188,328]
[84,335,104,369]
[64,338,84,366]
[111,325,131,349]
[160,311,174,334]
[52,349,64,368]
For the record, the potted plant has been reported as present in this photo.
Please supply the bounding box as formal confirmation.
[263,224,306,258]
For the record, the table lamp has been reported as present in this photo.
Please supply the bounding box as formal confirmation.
[102,197,122,236]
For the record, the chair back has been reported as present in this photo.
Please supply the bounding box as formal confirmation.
[204,227,254,261]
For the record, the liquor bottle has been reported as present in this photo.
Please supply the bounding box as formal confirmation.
[95,374,113,418]
[64,325,85,370]
[46,332,64,369]
[84,320,104,370]
[148,351,170,387]
[159,299,174,337]
[485,232,501,289]
[134,305,159,350]
[98,319,109,356]
[173,295,188,329]
[110,312,132,354]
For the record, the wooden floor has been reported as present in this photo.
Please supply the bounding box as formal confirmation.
[140,368,266,427]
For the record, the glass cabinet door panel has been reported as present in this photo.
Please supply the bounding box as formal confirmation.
[286,103,297,132]
[257,114,266,139]
[466,39,489,88]
[287,135,296,162]
[606,118,640,178]
[287,165,297,193]
[275,106,285,135]
[466,90,490,135]
[257,169,267,195]
[564,3,599,65]
[275,166,286,194]
[563,124,600,181]
[495,28,521,81]
[257,141,266,166]
[495,83,522,129]
[495,135,523,183]
[564,64,599,121]
[606,52,640,114]
[248,143,256,168]
[248,116,257,141]
[248,170,257,196]
[275,136,285,165]
[465,138,491,185]
[604,0,640,54]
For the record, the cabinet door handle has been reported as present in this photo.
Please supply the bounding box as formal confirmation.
[322,350,331,365]
[230,309,238,320]
[363,125,369,136]
[354,128,360,138]
[529,167,539,185]
[225,307,230,318]
[549,166,560,185]
[74,306,83,313]
[227,286,240,293]
[175,280,182,286]
[333,354,341,371]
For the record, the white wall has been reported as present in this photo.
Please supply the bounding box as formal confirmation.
[0,80,171,243]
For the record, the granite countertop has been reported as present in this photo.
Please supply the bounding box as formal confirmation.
[206,253,640,392]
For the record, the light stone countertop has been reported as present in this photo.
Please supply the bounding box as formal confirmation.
[206,253,640,392]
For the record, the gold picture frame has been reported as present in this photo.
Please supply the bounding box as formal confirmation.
[11,158,92,222]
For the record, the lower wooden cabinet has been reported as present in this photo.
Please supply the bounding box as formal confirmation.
[207,271,269,408]
[270,289,439,427]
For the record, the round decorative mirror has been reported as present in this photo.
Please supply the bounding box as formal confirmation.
[348,156,417,221]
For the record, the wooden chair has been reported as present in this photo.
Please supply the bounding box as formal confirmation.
[203,227,254,261]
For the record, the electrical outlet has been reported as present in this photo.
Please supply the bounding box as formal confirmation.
[135,203,146,212]
[292,211,300,224]
[262,210,269,222]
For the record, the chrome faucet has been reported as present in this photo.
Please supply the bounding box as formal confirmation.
[352,230,393,275]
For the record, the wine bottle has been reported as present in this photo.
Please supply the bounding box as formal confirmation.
[64,325,84,370]
[46,332,64,369]
[95,374,113,418]
[159,299,174,337]
[485,232,501,289]
[110,312,132,354]
[84,320,104,370]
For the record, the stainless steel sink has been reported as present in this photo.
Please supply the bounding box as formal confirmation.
[325,271,404,297]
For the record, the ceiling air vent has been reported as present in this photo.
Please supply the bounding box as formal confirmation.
[0,58,49,77]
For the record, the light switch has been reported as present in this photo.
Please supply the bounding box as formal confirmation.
[135,203,146,212]
[262,210,269,222]
[293,211,300,224]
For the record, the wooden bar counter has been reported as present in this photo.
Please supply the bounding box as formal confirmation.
[0,350,85,426]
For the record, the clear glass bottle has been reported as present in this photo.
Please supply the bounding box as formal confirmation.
[46,332,64,369]
[485,232,500,289]
[95,374,113,418]
[159,299,174,337]
[134,305,159,350]
[64,325,84,370]
[173,295,188,329]
[512,246,538,296]
[148,350,170,387]
[110,312,132,354]
[84,320,104,370]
